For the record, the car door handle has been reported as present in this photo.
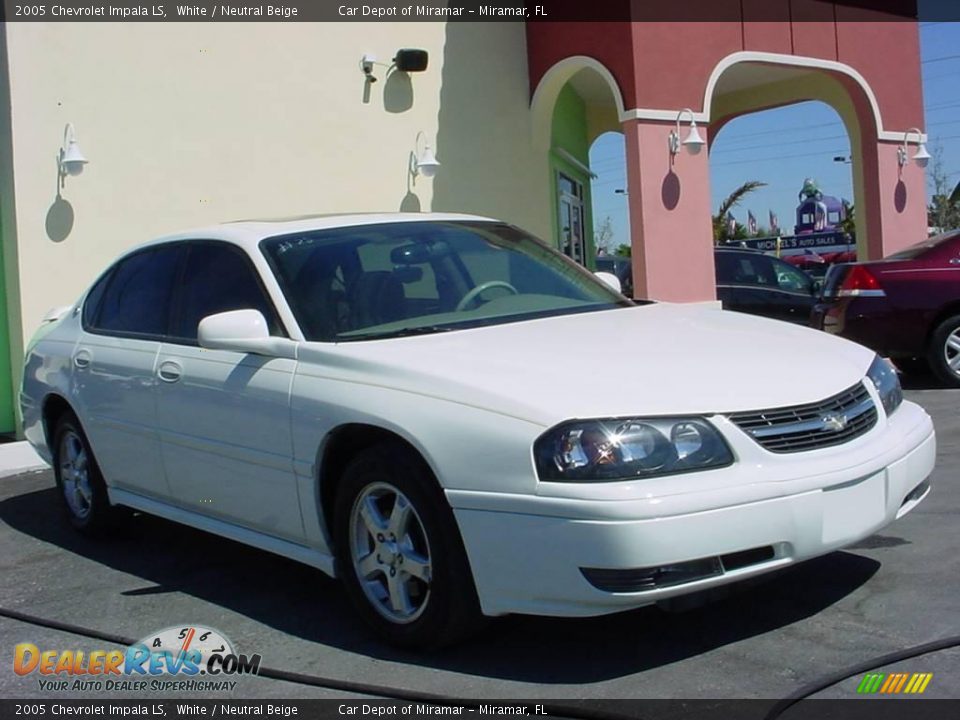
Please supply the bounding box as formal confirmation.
[950,258,960,265]
[157,360,183,383]
[73,350,92,369]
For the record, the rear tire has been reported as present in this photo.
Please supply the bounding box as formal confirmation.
[52,412,116,535]
[333,441,483,649]
[928,315,960,388]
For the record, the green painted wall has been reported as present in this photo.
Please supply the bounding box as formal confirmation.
[0,27,16,435]
[0,205,14,435]
[549,84,595,269]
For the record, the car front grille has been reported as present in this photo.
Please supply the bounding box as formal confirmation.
[728,382,877,453]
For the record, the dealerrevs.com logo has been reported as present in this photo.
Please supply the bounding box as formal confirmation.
[14,625,262,692]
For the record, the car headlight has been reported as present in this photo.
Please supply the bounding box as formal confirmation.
[534,417,734,483]
[867,355,903,417]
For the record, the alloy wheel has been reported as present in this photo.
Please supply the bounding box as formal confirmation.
[59,430,93,520]
[348,481,433,624]
[945,328,960,378]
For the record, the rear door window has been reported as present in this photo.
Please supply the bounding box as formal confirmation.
[90,245,183,337]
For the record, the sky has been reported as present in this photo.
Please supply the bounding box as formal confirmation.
[588,22,960,251]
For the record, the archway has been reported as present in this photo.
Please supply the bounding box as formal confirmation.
[709,101,855,255]
[706,53,924,262]
[530,57,624,268]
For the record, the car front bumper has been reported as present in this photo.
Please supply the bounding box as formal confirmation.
[450,400,935,618]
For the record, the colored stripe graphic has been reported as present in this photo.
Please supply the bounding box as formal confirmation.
[914,673,933,694]
[857,672,932,694]
[857,673,885,693]
[880,674,898,693]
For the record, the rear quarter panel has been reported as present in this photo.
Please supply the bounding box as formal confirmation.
[20,310,80,461]
[873,260,960,354]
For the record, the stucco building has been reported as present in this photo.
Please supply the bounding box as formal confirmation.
[0,3,928,433]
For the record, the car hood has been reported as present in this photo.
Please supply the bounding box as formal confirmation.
[299,303,876,426]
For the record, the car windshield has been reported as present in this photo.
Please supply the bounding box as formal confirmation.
[260,220,631,341]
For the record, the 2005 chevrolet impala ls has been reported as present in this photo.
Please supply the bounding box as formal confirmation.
[21,214,935,647]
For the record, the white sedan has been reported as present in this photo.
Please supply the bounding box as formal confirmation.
[20,213,935,648]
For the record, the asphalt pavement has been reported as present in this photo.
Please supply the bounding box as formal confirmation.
[1,385,957,703]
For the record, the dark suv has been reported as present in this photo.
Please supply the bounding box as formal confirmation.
[811,231,960,386]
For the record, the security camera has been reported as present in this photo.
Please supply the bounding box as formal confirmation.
[361,54,377,83]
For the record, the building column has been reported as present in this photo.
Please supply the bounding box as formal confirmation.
[622,118,716,302]
[856,137,928,259]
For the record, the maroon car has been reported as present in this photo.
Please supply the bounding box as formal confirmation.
[811,231,960,386]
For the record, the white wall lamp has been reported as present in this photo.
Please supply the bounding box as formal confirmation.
[58,123,88,187]
[897,128,930,168]
[411,131,440,179]
[668,109,705,157]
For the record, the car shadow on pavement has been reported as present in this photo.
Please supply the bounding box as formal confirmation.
[0,484,880,684]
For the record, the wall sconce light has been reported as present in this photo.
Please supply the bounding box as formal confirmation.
[393,49,428,73]
[668,108,705,157]
[411,131,440,179]
[897,128,930,168]
[58,123,88,187]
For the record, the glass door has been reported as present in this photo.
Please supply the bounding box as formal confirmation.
[557,172,585,264]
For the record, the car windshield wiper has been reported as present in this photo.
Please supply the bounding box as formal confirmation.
[337,325,458,341]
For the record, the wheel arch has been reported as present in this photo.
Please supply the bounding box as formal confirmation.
[927,302,960,348]
[315,423,445,551]
[41,393,77,450]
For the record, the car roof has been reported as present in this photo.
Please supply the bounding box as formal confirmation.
[127,212,499,256]
[714,245,766,254]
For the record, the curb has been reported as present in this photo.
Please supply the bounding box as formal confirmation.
[0,441,49,478]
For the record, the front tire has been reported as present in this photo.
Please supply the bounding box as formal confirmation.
[928,315,960,387]
[52,412,115,534]
[333,442,482,649]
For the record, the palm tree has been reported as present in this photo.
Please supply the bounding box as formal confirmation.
[838,201,855,237]
[712,181,767,244]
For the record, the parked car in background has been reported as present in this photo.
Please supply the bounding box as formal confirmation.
[811,231,960,386]
[783,249,857,281]
[598,249,819,325]
[595,254,634,298]
[22,214,935,649]
[715,247,820,324]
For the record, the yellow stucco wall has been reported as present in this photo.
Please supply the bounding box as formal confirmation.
[2,22,548,360]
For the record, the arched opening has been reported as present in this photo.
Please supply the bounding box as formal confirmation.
[531,58,624,268]
[589,131,629,257]
[709,101,857,271]
[706,56,894,261]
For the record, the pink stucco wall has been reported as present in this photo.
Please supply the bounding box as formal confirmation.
[526,3,926,301]
[623,119,716,302]
[527,5,924,128]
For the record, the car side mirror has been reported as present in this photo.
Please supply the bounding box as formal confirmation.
[812,279,822,296]
[595,271,622,294]
[198,309,296,359]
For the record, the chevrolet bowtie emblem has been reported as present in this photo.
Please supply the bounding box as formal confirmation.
[821,413,848,432]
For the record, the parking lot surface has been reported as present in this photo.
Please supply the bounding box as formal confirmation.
[1,386,957,702]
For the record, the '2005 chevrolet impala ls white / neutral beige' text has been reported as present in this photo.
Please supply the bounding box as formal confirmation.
[21,213,935,647]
